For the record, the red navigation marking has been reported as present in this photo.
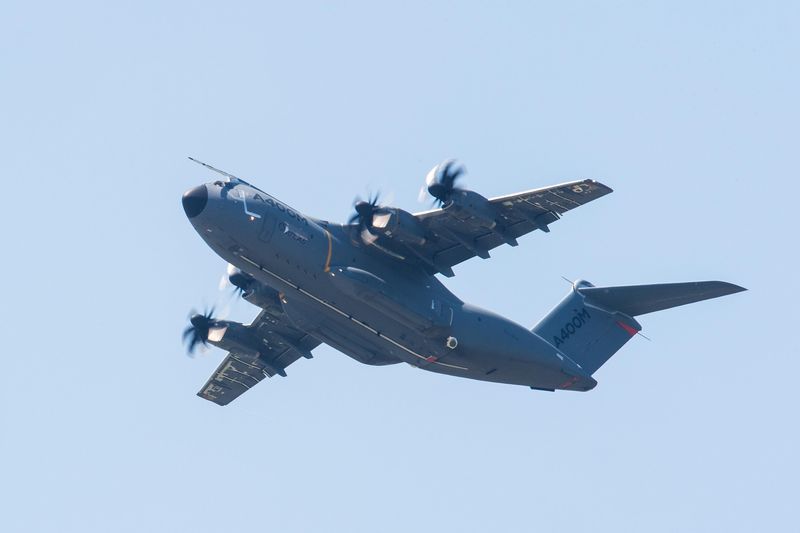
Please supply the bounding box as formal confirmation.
[559,376,578,389]
[616,321,639,336]
[425,356,438,363]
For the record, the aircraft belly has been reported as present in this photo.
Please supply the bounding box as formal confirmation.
[278,294,401,366]
[217,248,593,390]
[325,266,454,334]
[440,304,597,391]
[224,245,473,370]
[271,279,471,371]
[208,222,590,389]
[420,357,561,388]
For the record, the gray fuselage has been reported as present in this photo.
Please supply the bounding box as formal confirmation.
[183,179,596,392]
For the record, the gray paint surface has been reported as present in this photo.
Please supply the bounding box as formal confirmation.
[182,169,744,405]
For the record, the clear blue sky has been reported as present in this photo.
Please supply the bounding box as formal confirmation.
[2,2,797,532]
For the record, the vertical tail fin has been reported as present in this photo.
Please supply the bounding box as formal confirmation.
[532,280,745,375]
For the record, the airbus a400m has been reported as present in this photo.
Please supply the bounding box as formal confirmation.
[181,158,744,406]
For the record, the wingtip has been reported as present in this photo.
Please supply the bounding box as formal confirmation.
[707,281,747,296]
[725,282,747,294]
[587,179,614,194]
[197,391,229,406]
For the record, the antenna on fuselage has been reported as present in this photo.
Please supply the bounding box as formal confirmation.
[560,273,653,342]
[188,157,249,184]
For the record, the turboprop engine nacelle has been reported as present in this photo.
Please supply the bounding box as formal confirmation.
[446,189,498,229]
[206,321,290,376]
[229,267,284,311]
[370,208,427,246]
[205,321,260,358]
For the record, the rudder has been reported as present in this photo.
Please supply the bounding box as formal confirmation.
[532,280,641,375]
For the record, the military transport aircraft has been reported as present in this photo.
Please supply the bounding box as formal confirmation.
[181,158,744,406]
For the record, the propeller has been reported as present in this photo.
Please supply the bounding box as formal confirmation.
[218,263,236,291]
[422,160,465,206]
[218,263,255,298]
[182,308,218,356]
[229,266,255,297]
[229,272,252,296]
[347,192,383,244]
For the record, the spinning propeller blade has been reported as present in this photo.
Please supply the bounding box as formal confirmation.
[182,307,219,356]
[424,159,466,206]
[348,192,384,245]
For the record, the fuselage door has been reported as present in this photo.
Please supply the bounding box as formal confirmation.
[430,298,454,328]
[259,212,276,242]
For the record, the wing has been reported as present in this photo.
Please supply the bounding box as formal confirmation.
[408,179,612,275]
[197,309,321,406]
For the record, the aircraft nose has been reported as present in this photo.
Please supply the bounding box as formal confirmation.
[182,185,208,218]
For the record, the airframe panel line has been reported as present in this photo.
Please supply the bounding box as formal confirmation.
[238,190,262,219]
[240,255,469,372]
[323,229,333,272]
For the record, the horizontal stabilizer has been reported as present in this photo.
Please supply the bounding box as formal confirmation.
[578,281,746,317]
